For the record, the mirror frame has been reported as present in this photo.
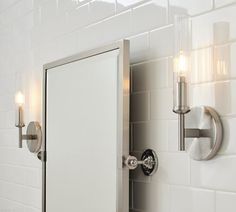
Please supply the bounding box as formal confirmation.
[42,40,130,212]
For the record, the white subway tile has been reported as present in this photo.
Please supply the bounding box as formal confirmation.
[0,181,24,204]
[191,47,214,84]
[192,5,236,49]
[169,0,213,22]
[216,191,236,212]
[0,0,21,13]
[133,120,168,152]
[131,1,167,34]
[0,0,33,25]
[0,165,25,185]
[66,4,90,31]
[116,0,148,12]
[22,187,41,208]
[131,92,150,122]
[24,206,41,212]
[152,152,190,185]
[170,186,215,212]
[167,120,178,152]
[0,129,17,147]
[89,0,116,23]
[168,57,174,87]
[0,147,25,166]
[57,0,90,12]
[230,42,236,78]
[0,197,24,212]
[133,182,170,212]
[215,0,236,8]
[77,11,131,51]
[149,26,174,59]
[190,80,236,116]
[132,58,169,91]
[129,32,149,64]
[191,155,236,191]
[150,88,176,120]
[219,117,236,154]
[214,44,231,81]
[33,0,59,25]
[24,168,41,188]
[36,31,78,64]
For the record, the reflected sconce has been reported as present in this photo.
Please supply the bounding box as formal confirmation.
[15,91,42,153]
[173,15,223,160]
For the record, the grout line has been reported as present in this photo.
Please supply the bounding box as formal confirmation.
[212,1,236,10]
[0,163,40,170]
[131,56,169,67]
[212,0,216,9]
[0,196,40,209]
[0,179,40,190]
[0,0,23,15]
[0,162,41,169]
[84,8,131,29]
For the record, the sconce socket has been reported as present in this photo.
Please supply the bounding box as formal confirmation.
[173,77,190,114]
[15,106,25,128]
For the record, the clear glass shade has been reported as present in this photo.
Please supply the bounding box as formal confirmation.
[173,14,191,113]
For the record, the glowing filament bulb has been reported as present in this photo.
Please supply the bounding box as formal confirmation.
[15,91,25,106]
[174,51,188,76]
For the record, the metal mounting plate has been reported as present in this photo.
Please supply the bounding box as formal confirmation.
[185,106,223,160]
[26,121,42,153]
[141,149,158,176]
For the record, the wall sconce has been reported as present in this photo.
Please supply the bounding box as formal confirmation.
[15,91,42,153]
[173,15,223,160]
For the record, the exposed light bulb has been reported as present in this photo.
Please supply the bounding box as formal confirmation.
[15,91,25,106]
[174,51,188,75]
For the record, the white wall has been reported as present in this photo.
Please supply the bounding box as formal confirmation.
[0,0,236,212]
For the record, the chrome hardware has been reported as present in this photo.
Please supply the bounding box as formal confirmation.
[37,151,46,161]
[173,77,190,151]
[179,106,223,160]
[15,121,42,153]
[124,149,158,176]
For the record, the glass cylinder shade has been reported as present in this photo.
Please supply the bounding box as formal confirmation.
[173,14,191,114]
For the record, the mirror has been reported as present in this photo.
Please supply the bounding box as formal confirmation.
[42,41,130,212]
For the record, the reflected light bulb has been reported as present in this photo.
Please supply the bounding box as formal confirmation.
[174,51,188,75]
[15,91,25,106]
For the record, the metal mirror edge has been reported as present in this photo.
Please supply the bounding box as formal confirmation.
[42,40,130,212]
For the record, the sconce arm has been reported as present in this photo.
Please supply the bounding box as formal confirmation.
[178,113,212,151]
[15,122,42,153]
[22,134,38,140]
[185,128,212,138]
[177,106,223,161]
[16,125,38,148]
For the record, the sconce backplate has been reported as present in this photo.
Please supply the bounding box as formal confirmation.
[185,106,223,160]
[26,121,42,153]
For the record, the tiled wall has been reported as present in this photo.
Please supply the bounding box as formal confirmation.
[0,0,236,212]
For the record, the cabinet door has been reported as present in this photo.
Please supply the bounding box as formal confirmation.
[43,41,129,212]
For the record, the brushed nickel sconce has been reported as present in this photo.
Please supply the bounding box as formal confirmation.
[173,15,223,160]
[124,149,158,176]
[15,91,42,153]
